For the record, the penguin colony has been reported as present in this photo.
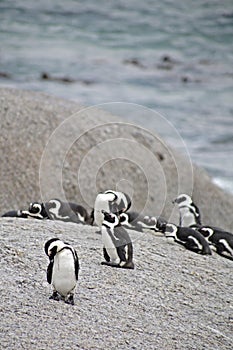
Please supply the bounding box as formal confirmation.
[1,191,233,305]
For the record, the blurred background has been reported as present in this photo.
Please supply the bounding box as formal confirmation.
[0,0,232,193]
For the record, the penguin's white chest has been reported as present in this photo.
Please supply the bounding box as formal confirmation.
[94,198,110,227]
[180,207,196,227]
[52,250,76,296]
[101,226,120,263]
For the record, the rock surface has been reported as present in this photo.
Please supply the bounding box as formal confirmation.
[0,88,233,349]
[0,218,232,350]
[0,88,233,231]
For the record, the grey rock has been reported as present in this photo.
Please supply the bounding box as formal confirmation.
[0,87,233,234]
[0,218,232,350]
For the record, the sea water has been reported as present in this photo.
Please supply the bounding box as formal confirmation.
[0,0,232,193]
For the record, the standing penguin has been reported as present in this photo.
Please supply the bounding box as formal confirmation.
[197,226,233,260]
[161,223,212,255]
[101,210,134,269]
[44,238,80,305]
[173,194,202,228]
[94,190,131,228]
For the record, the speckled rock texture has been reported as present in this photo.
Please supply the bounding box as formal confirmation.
[0,218,232,350]
[0,88,232,349]
[0,88,233,231]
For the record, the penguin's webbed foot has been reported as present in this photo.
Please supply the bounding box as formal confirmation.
[49,291,60,301]
[101,261,135,269]
[121,261,135,269]
[101,261,118,267]
[65,294,74,305]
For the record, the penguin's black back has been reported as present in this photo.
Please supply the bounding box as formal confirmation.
[199,226,233,242]
[1,210,28,218]
[177,226,211,254]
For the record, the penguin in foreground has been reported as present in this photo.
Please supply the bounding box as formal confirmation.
[160,223,212,255]
[173,194,202,228]
[101,210,134,269]
[119,211,167,233]
[44,238,80,305]
[197,226,233,260]
[94,190,131,228]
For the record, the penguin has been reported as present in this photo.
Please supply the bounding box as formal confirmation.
[45,199,89,224]
[24,202,49,219]
[197,226,233,260]
[173,194,202,228]
[94,190,131,228]
[1,210,29,218]
[44,238,79,305]
[105,190,131,215]
[24,199,88,223]
[119,211,167,233]
[101,210,134,269]
[160,223,212,255]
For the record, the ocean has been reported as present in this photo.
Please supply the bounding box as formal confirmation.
[0,0,233,193]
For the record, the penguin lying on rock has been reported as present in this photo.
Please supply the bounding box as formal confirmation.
[173,194,202,228]
[44,199,89,223]
[101,210,134,269]
[197,226,233,260]
[9,199,89,224]
[119,211,167,233]
[94,190,131,228]
[44,238,80,305]
[159,223,212,255]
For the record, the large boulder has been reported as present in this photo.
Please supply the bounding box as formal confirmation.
[0,218,232,350]
[0,88,232,230]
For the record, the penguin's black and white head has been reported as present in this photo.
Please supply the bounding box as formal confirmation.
[94,190,131,227]
[104,190,131,214]
[163,223,178,238]
[25,202,49,219]
[156,218,167,232]
[119,212,130,225]
[198,227,214,238]
[29,202,43,214]
[102,210,120,229]
[44,238,68,260]
[173,194,192,207]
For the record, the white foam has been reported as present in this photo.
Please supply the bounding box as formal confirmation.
[212,177,233,194]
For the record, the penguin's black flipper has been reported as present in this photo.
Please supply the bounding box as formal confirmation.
[47,260,54,284]
[116,245,127,262]
[103,247,111,262]
[191,203,202,225]
[74,251,80,280]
